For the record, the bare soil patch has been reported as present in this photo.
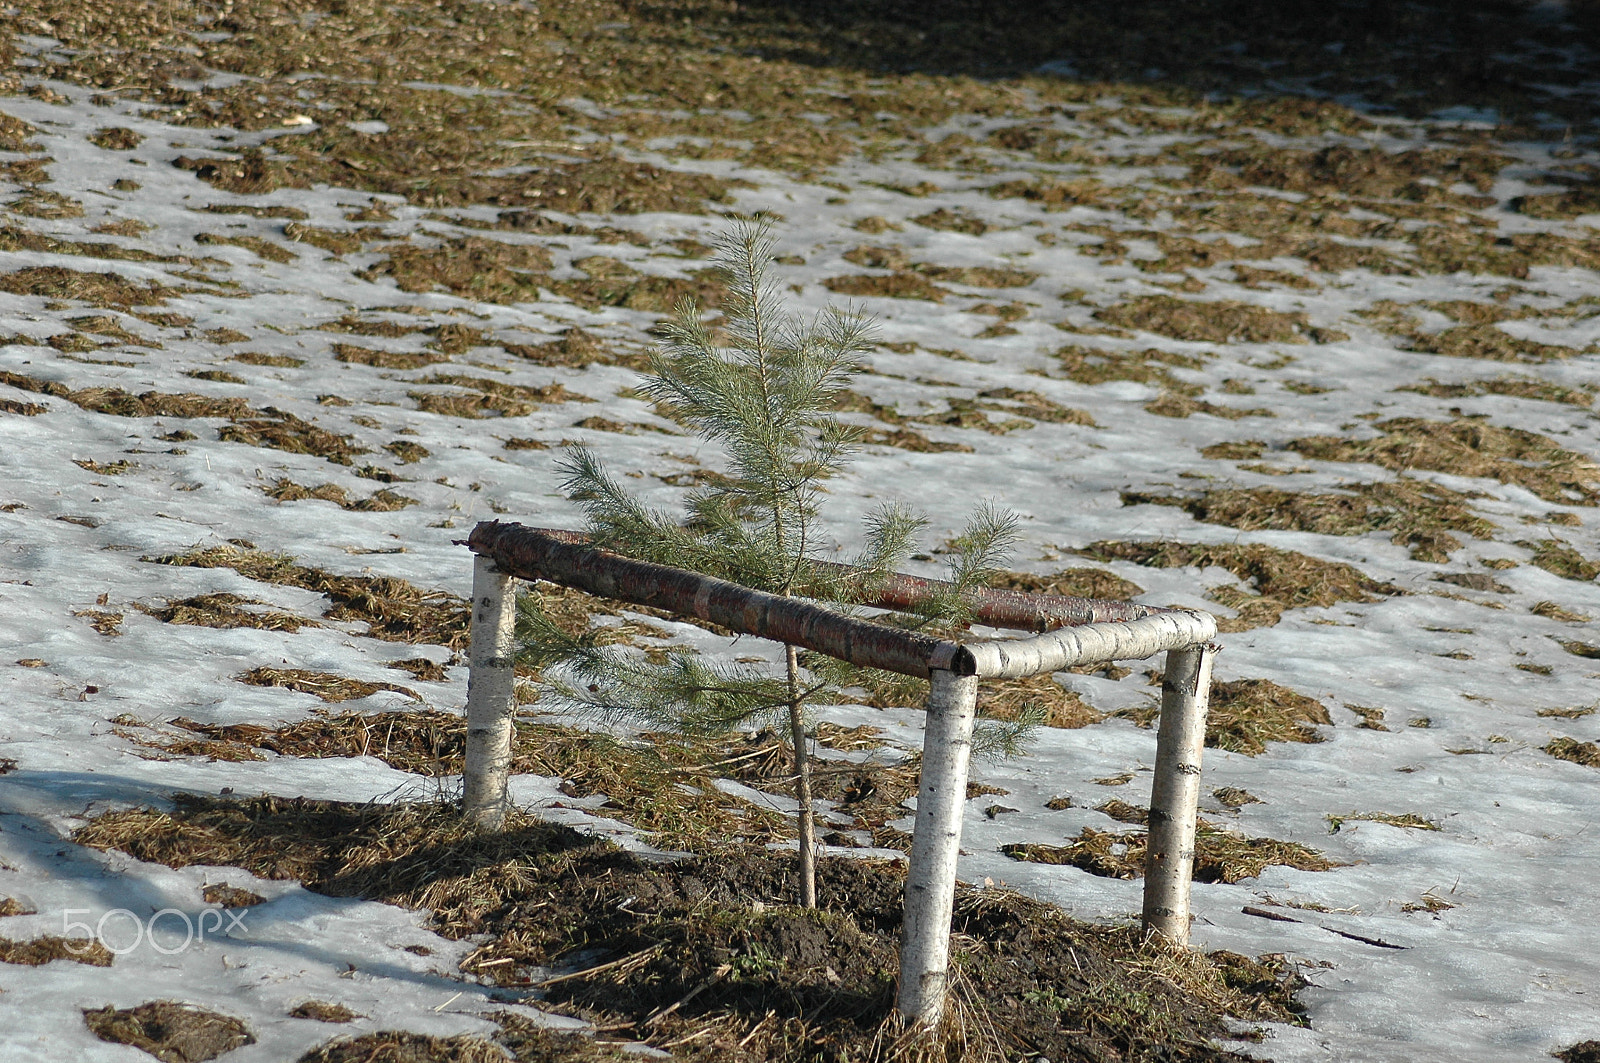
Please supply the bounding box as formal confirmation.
[84,1001,253,1063]
[76,795,1303,1063]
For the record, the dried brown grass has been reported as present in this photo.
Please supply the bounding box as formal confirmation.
[264,479,417,513]
[1081,540,1400,631]
[0,369,256,420]
[410,374,590,419]
[236,667,419,704]
[194,232,296,263]
[1290,418,1600,505]
[138,593,318,633]
[84,1002,253,1062]
[1326,812,1439,832]
[1,934,113,966]
[0,266,187,308]
[1004,823,1335,883]
[219,410,367,465]
[331,343,449,370]
[1396,377,1595,408]
[1544,738,1600,768]
[1095,296,1318,344]
[147,544,469,647]
[1123,480,1496,562]
[1518,539,1600,582]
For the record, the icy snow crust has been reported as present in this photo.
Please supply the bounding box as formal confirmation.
[0,67,1598,1063]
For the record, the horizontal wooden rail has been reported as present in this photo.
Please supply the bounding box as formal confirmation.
[467,520,973,678]
[965,609,1216,679]
[480,524,1158,630]
[465,522,1202,678]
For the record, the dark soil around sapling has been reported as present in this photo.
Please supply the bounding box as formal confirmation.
[76,796,1306,1062]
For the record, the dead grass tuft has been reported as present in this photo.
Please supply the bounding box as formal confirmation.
[287,1001,357,1024]
[284,222,385,257]
[410,375,590,419]
[231,352,305,368]
[1518,539,1600,582]
[236,667,418,704]
[1327,812,1439,832]
[821,271,950,303]
[0,224,174,264]
[264,479,417,512]
[331,343,451,370]
[202,884,264,908]
[1123,480,1496,563]
[1144,392,1274,420]
[1396,377,1595,408]
[504,327,646,370]
[912,208,990,235]
[194,232,296,263]
[0,266,186,308]
[1004,823,1335,883]
[1532,600,1590,623]
[1544,738,1600,769]
[1409,324,1587,363]
[1,935,113,966]
[1,369,256,420]
[1206,679,1333,754]
[84,1002,253,1062]
[1082,540,1400,631]
[1052,344,1206,394]
[147,544,469,647]
[137,592,319,633]
[1124,677,1332,755]
[1290,418,1600,505]
[552,256,725,314]
[1212,787,1263,809]
[360,235,552,303]
[299,1031,506,1062]
[219,410,367,464]
[992,566,1144,601]
[980,673,1102,729]
[0,113,41,152]
[1095,296,1317,344]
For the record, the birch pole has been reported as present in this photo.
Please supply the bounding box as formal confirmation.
[462,554,518,828]
[897,669,980,1030]
[1141,643,1216,945]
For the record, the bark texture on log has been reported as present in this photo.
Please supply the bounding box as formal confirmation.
[897,670,980,1029]
[467,521,974,678]
[477,524,1158,630]
[463,555,518,828]
[963,609,1217,679]
[1142,644,1216,945]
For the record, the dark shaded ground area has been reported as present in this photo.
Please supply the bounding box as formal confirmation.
[729,0,1599,128]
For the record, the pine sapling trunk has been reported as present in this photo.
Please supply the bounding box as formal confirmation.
[786,642,818,908]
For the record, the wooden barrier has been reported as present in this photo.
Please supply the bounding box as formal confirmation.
[461,521,1218,1030]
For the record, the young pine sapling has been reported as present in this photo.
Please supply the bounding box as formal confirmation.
[518,219,1032,907]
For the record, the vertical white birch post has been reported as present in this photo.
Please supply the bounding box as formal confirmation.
[1141,643,1216,945]
[897,669,980,1030]
[463,554,518,829]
